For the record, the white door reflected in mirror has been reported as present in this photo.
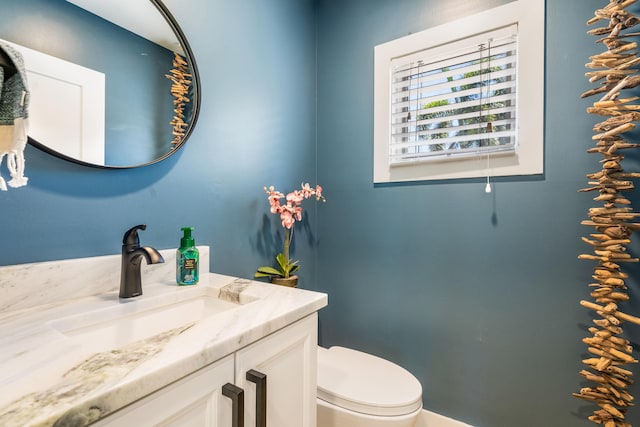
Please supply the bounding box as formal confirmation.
[1,39,105,165]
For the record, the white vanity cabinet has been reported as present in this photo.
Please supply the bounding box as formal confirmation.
[236,313,317,427]
[93,313,318,427]
[92,355,235,426]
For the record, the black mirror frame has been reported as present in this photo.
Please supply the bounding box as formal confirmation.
[27,0,201,169]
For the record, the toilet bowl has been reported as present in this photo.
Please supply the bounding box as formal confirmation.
[317,346,423,427]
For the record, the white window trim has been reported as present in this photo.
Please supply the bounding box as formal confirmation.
[373,1,544,183]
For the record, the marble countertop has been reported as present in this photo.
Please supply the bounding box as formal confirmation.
[0,250,327,427]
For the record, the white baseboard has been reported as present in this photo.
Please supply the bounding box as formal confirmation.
[415,409,474,427]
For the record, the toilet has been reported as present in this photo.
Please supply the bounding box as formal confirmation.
[317,346,423,427]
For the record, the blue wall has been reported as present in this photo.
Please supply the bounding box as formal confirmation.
[315,0,640,426]
[1,0,639,426]
[0,0,319,286]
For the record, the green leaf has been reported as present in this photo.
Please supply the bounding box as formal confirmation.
[275,253,288,271]
[254,272,272,278]
[257,253,301,279]
[254,266,284,277]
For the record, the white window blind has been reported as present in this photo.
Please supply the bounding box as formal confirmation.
[389,25,518,166]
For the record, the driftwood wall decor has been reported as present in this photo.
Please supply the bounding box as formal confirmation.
[574,1,640,425]
[165,52,192,147]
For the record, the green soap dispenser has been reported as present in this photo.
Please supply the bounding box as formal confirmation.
[177,227,199,285]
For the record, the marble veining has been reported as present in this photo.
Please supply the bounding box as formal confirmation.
[0,249,327,427]
[0,325,193,427]
[219,278,253,303]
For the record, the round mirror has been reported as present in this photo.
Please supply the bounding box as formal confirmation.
[1,0,200,168]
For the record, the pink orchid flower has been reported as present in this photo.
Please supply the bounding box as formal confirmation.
[256,183,326,280]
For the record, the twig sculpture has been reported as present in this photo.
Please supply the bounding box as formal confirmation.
[165,52,192,147]
[574,1,640,426]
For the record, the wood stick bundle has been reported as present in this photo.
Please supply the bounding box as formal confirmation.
[165,52,192,147]
[574,2,640,426]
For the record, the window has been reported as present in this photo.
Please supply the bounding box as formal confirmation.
[374,1,544,183]
[390,25,517,165]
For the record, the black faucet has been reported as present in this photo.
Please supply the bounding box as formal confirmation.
[119,224,165,298]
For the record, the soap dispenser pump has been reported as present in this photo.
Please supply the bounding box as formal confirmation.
[177,227,199,285]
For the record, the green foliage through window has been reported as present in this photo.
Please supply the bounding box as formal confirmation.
[389,29,517,164]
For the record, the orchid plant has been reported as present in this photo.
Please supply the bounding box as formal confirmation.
[255,183,325,279]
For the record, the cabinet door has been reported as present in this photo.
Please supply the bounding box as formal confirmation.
[235,314,317,427]
[93,354,234,427]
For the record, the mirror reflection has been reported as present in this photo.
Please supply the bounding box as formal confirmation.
[0,0,198,168]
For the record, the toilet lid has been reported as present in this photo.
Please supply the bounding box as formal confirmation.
[317,346,423,417]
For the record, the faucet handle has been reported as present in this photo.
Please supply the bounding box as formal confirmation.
[123,224,147,247]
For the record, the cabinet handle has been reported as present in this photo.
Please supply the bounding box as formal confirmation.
[246,369,267,427]
[222,382,245,427]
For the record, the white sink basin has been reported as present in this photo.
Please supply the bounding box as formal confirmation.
[49,287,240,352]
